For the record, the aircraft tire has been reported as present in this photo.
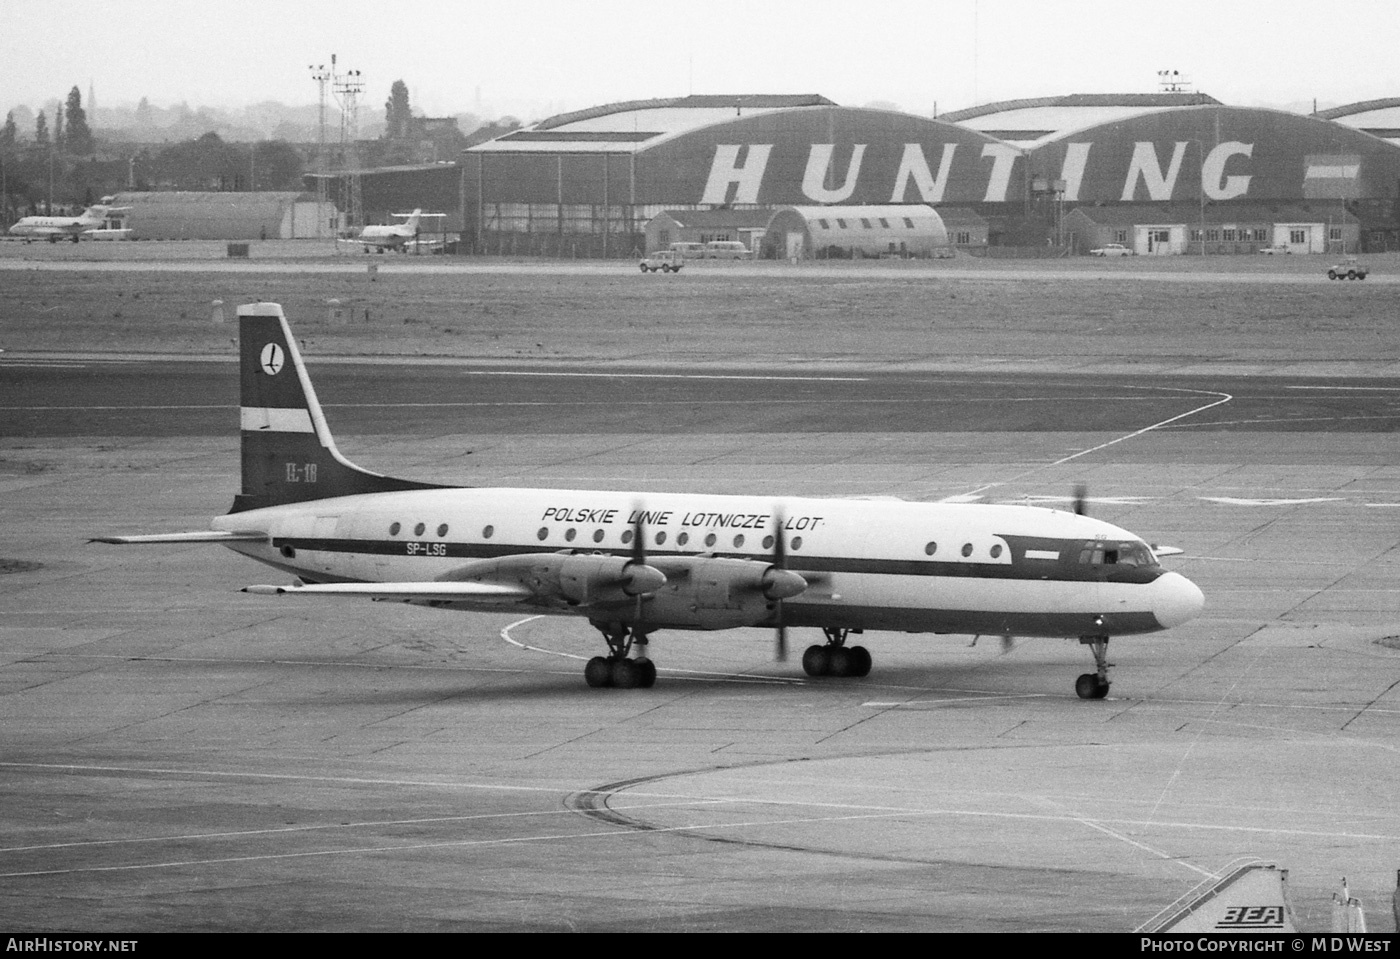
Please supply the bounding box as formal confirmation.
[848,645,872,677]
[612,658,643,689]
[585,656,614,688]
[827,646,852,677]
[635,658,657,688]
[801,644,830,677]
[1075,673,1110,700]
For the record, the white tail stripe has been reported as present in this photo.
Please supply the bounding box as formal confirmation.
[1305,164,1360,179]
[241,407,315,433]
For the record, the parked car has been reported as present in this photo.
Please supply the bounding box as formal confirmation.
[1258,245,1291,255]
[1089,243,1133,257]
[703,240,753,259]
[639,250,684,273]
[1326,258,1368,281]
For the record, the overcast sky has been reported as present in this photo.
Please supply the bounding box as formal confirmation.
[4,0,1397,122]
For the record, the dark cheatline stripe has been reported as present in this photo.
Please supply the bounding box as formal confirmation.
[268,536,1164,585]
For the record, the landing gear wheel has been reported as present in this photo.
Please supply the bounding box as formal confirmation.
[802,644,830,677]
[585,656,614,688]
[1075,673,1109,699]
[635,658,657,688]
[827,646,851,677]
[612,658,642,689]
[848,645,872,677]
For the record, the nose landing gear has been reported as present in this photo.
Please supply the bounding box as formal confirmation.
[1076,634,1111,699]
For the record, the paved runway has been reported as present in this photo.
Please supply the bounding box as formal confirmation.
[1,358,1398,931]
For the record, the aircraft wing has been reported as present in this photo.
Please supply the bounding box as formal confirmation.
[243,581,530,603]
[93,531,269,544]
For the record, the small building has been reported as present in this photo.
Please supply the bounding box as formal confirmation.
[110,191,339,240]
[939,207,990,249]
[643,208,773,254]
[762,204,951,259]
[1065,203,1360,255]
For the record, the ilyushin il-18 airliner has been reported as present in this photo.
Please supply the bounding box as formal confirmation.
[98,303,1204,698]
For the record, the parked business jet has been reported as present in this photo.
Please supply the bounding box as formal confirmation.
[345,209,445,252]
[8,200,131,243]
[96,303,1204,696]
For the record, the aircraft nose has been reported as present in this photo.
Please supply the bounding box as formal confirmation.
[1152,571,1205,629]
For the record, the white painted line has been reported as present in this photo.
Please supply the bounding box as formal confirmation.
[1286,385,1400,392]
[1199,496,1345,506]
[469,371,868,382]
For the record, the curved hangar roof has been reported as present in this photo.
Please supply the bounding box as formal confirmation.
[941,92,1221,149]
[1316,98,1400,148]
[1025,105,1400,204]
[470,94,837,154]
[468,104,1016,207]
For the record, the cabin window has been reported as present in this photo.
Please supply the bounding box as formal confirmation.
[677,532,689,546]
[791,536,803,550]
[536,527,549,541]
[389,522,401,536]
[414,522,426,536]
[437,524,448,537]
[280,545,296,558]
[762,535,775,550]
[655,531,667,545]
[565,528,577,542]
[990,544,1003,559]
[704,533,717,547]
[482,525,494,539]
[924,542,937,556]
[733,534,745,548]
[621,529,634,545]
[961,543,973,558]
[592,529,605,543]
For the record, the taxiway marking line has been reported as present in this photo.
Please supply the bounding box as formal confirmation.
[4,790,1398,879]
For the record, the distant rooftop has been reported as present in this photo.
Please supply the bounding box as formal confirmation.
[1316,98,1400,146]
[942,93,1222,149]
[470,94,838,155]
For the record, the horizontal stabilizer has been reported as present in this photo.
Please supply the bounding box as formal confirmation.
[242,581,530,603]
[93,531,269,545]
[1150,544,1185,557]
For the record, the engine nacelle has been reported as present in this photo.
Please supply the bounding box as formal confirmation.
[435,552,666,607]
[642,556,809,629]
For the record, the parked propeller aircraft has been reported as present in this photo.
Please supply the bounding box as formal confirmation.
[96,303,1204,695]
[7,200,131,242]
[343,209,446,252]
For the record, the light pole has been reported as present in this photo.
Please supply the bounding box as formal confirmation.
[1191,139,1206,256]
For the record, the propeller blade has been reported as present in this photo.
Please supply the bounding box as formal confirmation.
[772,507,788,662]
[1073,483,1088,516]
[630,508,646,623]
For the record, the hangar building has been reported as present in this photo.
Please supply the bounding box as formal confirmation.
[109,192,338,240]
[461,94,1011,256]
[445,92,1400,257]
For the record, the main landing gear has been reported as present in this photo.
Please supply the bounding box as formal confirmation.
[1076,635,1112,699]
[802,627,872,678]
[584,622,656,689]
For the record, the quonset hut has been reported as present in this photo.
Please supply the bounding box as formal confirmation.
[762,205,951,259]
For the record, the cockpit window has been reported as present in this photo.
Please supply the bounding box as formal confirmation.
[1079,542,1157,567]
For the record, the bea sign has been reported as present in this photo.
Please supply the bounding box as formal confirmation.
[700,140,1258,205]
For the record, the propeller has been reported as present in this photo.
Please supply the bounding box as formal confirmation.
[1073,482,1089,516]
[628,509,647,623]
[771,509,790,662]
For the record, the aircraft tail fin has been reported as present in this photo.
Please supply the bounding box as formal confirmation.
[230,302,452,513]
[401,208,423,231]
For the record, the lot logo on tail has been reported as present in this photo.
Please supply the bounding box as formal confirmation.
[260,343,284,375]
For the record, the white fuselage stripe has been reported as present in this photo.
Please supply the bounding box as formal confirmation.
[240,407,315,433]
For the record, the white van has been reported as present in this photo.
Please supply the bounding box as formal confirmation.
[669,242,707,258]
[703,240,752,260]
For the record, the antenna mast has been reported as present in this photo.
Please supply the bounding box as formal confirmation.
[309,61,331,225]
[330,54,364,230]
